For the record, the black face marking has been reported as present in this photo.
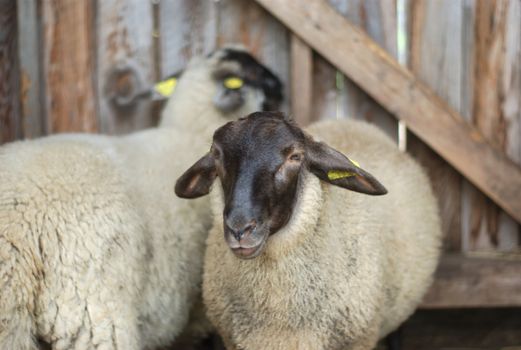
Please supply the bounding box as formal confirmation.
[175,111,386,259]
[220,49,283,111]
[211,112,306,258]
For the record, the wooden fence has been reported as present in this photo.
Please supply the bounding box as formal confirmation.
[1,0,520,307]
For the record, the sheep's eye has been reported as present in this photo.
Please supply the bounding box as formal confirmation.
[223,77,244,90]
[289,153,302,162]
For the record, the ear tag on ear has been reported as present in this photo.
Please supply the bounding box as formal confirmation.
[349,158,360,167]
[223,77,244,90]
[154,77,177,97]
[328,170,356,181]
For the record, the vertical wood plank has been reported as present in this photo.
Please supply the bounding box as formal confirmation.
[310,0,342,124]
[0,0,21,144]
[17,0,45,138]
[41,0,97,133]
[159,0,217,78]
[313,0,398,142]
[463,0,520,252]
[311,53,337,123]
[96,0,158,134]
[290,35,312,125]
[408,0,469,251]
[217,0,291,113]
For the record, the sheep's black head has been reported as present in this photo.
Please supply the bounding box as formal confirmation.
[175,112,386,259]
[155,46,283,114]
[216,48,283,111]
[209,47,283,113]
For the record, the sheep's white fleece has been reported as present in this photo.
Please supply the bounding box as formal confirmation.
[203,119,442,350]
[0,50,266,350]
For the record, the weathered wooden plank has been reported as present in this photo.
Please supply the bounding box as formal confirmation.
[311,54,337,123]
[312,0,398,143]
[41,0,97,133]
[217,0,291,113]
[159,0,217,78]
[290,35,312,125]
[421,253,521,308]
[336,0,397,140]
[462,0,520,252]
[16,0,45,139]
[96,0,157,134]
[0,0,21,144]
[254,0,521,224]
[408,0,468,251]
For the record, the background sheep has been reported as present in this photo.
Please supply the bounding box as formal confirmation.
[175,112,442,350]
[0,48,282,350]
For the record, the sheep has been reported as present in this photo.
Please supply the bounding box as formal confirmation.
[0,47,283,350]
[175,111,442,350]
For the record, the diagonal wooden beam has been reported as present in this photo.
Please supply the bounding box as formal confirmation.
[255,0,521,224]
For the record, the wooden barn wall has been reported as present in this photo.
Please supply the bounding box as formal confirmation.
[408,0,521,253]
[0,0,21,143]
[0,0,520,255]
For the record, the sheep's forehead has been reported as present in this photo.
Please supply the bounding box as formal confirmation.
[213,60,242,75]
[214,115,303,158]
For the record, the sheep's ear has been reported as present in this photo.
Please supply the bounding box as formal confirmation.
[175,153,217,198]
[306,141,387,195]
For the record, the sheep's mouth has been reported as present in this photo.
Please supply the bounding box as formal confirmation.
[230,240,266,259]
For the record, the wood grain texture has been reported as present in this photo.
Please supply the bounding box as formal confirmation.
[312,0,398,142]
[408,0,468,251]
[462,0,520,252]
[0,0,21,143]
[41,0,97,133]
[217,0,291,113]
[421,253,521,308]
[17,0,45,139]
[159,0,217,77]
[290,35,312,125]
[254,0,521,224]
[96,0,157,134]
[311,53,337,123]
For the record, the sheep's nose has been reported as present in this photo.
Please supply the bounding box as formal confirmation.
[225,219,257,242]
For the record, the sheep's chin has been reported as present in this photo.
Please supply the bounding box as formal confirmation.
[230,239,267,259]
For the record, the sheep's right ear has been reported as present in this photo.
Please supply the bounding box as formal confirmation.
[175,153,217,198]
[306,140,387,195]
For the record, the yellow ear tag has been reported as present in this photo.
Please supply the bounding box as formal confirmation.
[224,77,244,90]
[154,78,177,97]
[328,170,356,181]
[349,159,360,167]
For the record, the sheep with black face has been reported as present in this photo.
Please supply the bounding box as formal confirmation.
[176,112,441,350]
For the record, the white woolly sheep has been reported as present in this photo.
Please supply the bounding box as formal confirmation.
[0,48,282,350]
[175,111,442,350]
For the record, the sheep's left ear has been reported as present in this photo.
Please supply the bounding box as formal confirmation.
[152,74,180,101]
[175,153,217,198]
[306,140,387,195]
